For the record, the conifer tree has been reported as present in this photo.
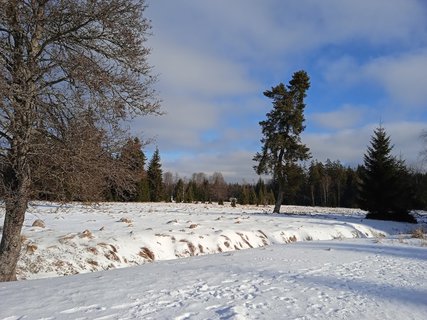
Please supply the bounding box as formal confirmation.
[174,179,185,203]
[118,137,147,201]
[254,70,311,213]
[255,178,267,205]
[147,147,163,202]
[359,127,416,223]
[185,181,195,203]
[240,185,250,205]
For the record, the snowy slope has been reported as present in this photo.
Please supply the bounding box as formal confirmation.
[1,202,420,280]
[0,202,426,319]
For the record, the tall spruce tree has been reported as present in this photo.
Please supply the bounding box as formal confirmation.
[359,127,416,223]
[254,70,311,213]
[147,147,163,202]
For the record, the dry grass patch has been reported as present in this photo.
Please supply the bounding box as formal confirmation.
[236,232,253,248]
[179,239,197,255]
[118,217,132,224]
[79,229,94,239]
[139,247,155,261]
[59,233,76,242]
[32,219,45,228]
[288,235,297,243]
[104,250,120,262]
[87,259,99,266]
[87,247,99,255]
[26,243,38,254]
[21,235,28,243]
[198,244,205,253]
[411,227,425,239]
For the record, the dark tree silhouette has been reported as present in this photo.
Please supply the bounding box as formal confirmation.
[359,127,416,223]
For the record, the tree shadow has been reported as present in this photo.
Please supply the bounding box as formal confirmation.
[297,240,427,261]
[298,273,427,307]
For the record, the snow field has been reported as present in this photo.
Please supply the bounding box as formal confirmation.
[1,238,426,319]
[0,202,426,319]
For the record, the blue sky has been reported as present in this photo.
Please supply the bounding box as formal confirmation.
[134,0,427,182]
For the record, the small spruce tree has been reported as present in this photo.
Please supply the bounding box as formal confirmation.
[358,127,416,223]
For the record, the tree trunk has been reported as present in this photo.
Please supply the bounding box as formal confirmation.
[0,133,32,281]
[0,173,30,281]
[310,185,315,206]
[273,183,284,213]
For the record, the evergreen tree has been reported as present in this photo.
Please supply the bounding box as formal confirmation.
[239,185,250,205]
[249,186,258,205]
[185,181,195,203]
[255,178,267,205]
[341,167,359,208]
[118,137,147,201]
[136,176,151,202]
[174,179,185,203]
[359,127,416,223]
[147,147,163,202]
[254,70,311,213]
[308,161,322,206]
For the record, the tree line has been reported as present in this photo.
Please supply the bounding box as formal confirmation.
[33,132,426,214]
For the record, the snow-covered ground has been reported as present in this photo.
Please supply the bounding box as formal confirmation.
[0,202,426,319]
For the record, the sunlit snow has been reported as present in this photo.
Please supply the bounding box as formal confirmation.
[0,202,426,319]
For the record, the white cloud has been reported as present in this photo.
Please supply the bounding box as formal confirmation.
[310,104,367,130]
[132,96,221,150]
[364,51,427,108]
[150,40,258,97]
[149,0,427,67]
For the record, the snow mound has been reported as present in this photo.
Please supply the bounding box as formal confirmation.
[0,202,423,280]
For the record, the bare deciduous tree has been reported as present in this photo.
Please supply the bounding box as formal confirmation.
[0,0,160,281]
